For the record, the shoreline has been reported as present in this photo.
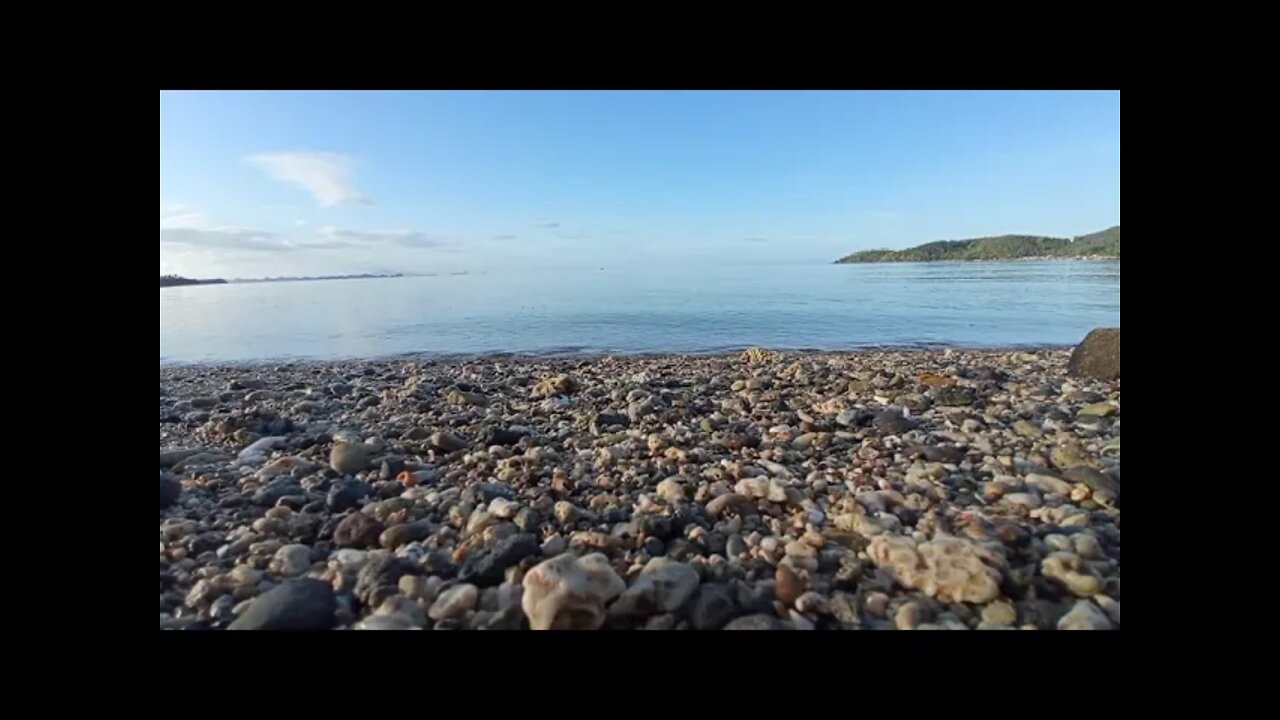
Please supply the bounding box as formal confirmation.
[160,342,1080,370]
[161,346,1120,631]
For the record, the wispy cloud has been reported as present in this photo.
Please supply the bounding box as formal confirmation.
[492,234,517,240]
[161,227,292,252]
[247,152,371,207]
[742,237,770,243]
[535,220,561,229]
[318,226,443,249]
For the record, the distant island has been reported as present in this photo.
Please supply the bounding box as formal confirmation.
[232,273,405,284]
[161,273,409,288]
[835,225,1120,264]
[160,275,227,288]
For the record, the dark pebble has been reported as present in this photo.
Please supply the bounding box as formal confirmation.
[228,578,336,631]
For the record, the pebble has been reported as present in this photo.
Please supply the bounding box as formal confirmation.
[522,553,625,630]
[270,544,313,577]
[428,584,479,621]
[610,557,701,617]
[1056,599,1114,630]
[981,601,1017,626]
[864,592,890,618]
[228,579,336,630]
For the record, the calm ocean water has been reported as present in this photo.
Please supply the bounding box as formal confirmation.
[159,261,1120,364]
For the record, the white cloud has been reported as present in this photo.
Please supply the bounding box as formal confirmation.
[294,219,308,227]
[247,152,371,207]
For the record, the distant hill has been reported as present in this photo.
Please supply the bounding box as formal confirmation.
[835,226,1120,263]
[160,275,227,288]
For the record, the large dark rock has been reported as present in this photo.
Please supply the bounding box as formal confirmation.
[1067,328,1120,380]
[253,478,304,507]
[458,533,540,585]
[326,479,372,512]
[690,583,738,630]
[228,578,336,630]
[873,410,917,435]
[333,512,385,548]
[160,472,182,509]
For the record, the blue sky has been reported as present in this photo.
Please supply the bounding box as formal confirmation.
[160,90,1120,277]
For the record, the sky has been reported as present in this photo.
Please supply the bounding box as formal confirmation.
[160,90,1120,277]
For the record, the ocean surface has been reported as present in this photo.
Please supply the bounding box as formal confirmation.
[160,260,1120,364]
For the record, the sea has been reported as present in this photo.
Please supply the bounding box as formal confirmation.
[160,260,1120,364]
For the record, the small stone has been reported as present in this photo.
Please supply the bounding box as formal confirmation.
[355,614,421,630]
[160,473,182,509]
[330,442,374,475]
[522,552,626,630]
[1025,473,1073,496]
[1041,552,1104,597]
[895,601,925,630]
[541,535,567,557]
[656,477,686,503]
[873,410,917,435]
[270,544,312,577]
[379,519,434,550]
[690,583,738,630]
[1002,492,1042,509]
[1012,419,1044,438]
[1079,402,1117,418]
[981,601,1017,626]
[228,578,336,630]
[706,493,758,517]
[1061,466,1119,496]
[775,565,805,607]
[868,534,1003,604]
[430,431,468,452]
[1057,599,1114,630]
[489,497,518,519]
[610,557,701,617]
[864,592,889,618]
[428,583,479,621]
[1093,595,1121,625]
[333,512,384,548]
[794,591,828,615]
[327,480,372,512]
[376,594,427,627]
[724,614,784,630]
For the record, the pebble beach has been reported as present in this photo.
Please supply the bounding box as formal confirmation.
[160,345,1120,631]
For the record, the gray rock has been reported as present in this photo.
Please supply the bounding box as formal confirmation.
[355,613,421,630]
[333,512,384,548]
[609,557,700,617]
[253,478,304,507]
[873,410,917,435]
[330,442,374,475]
[160,472,182,509]
[227,578,335,630]
[326,480,372,512]
[690,583,737,630]
[354,555,415,605]
[723,614,785,630]
[1057,599,1114,630]
[430,431,468,452]
[429,583,479,620]
[1062,466,1120,496]
[458,533,540,585]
